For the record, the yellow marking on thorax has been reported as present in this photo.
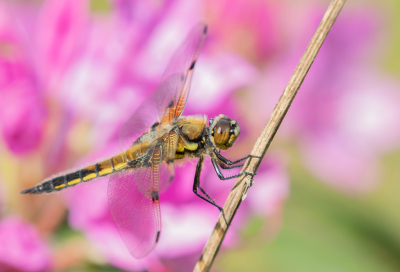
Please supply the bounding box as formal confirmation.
[175,117,205,156]
[175,153,185,159]
[175,135,199,159]
[180,118,206,141]
[176,141,185,153]
[185,142,198,151]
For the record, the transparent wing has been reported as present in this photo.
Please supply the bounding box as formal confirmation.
[158,23,207,123]
[118,23,207,150]
[108,145,163,258]
[159,129,179,193]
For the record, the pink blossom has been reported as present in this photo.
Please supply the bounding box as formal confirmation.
[203,0,281,63]
[0,216,51,272]
[0,2,47,155]
[246,155,290,217]
[250,5,400,193]
[35,0,89,93]
[0,0,89,156]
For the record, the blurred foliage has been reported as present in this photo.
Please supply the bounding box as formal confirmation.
[214,1,400,271]
[381,0,400,76]
[90,0,111,13]
[215,146,400,272]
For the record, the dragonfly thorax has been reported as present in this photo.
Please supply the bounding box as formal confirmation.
[209,115,241,150]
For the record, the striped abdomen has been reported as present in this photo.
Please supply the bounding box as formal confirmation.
[21,142,149,195]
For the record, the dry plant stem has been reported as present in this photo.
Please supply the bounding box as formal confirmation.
[193,0,347,271]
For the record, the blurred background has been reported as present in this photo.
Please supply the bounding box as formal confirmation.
[1,0,400,271]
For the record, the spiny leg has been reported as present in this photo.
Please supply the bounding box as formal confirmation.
[205,132,261,165]
[193,156,228,224]
[211,158,256,180]
[212,147,261,166]
[216,159,244,170]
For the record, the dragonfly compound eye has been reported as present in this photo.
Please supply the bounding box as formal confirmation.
[213,118,231,150]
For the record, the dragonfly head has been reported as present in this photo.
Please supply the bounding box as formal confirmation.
[209,115,241,150]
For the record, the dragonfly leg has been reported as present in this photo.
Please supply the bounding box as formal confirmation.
[207,132,261,165]
[216,159,244,170]
[214,150,261,166]
[193,156,228,224]
[211,158,256,180]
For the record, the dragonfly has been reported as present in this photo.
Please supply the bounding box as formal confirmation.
[21,23,257,258]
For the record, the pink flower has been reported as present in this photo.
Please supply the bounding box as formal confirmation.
[250,5,400,193]
[203,0,281,63]
[35,0,89,93]
[0,216,51,272]
[0,2,47,155]
[0,0,89,156]
[246,155,290,217]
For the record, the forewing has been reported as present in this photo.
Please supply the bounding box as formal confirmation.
[118,95,161,150]
[118,24,207,150]
[108,146,163,258]
[159,23,207,123]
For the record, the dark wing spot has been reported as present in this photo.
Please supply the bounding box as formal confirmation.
[151,190,159,202]
[151,122,160,131]
[203,25,207,34]
[189,60,196,70]
[156,231,161,243]
[168,100,174,108]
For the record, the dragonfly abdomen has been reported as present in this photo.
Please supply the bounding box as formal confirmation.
[21,160,113,194]
[21,144,149,195]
